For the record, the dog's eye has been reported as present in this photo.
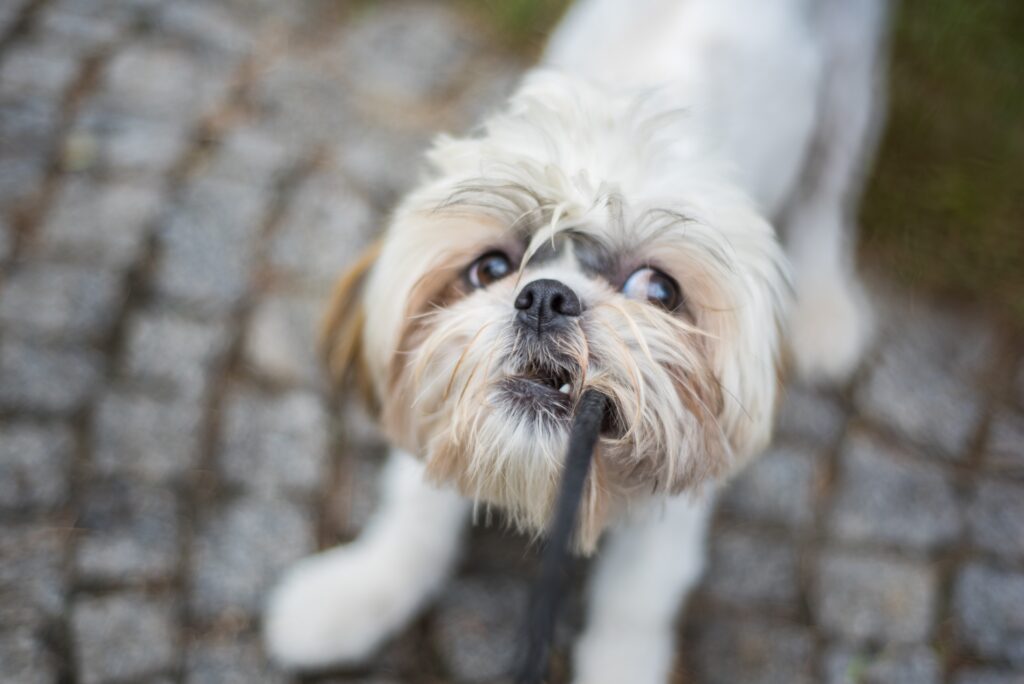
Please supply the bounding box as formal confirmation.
[466,251,513,289]
[622,267,682,311]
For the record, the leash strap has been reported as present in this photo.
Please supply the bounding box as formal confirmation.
[516,389,608,684]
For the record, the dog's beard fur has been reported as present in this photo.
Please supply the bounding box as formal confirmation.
[332,72,789,553]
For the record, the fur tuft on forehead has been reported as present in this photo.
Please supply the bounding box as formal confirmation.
[347,70,790,549]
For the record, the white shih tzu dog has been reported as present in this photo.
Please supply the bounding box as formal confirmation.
[265,0,888,681]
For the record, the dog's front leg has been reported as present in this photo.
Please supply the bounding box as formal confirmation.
[573,493,714,684]
[264,448,470,670]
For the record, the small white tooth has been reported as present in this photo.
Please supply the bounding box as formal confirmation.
[558,383,571,394]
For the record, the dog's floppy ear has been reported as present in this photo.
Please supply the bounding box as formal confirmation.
[320,240,381,407]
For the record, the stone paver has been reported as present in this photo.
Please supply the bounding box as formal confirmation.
[986,407,1024,474]
[184,636,286,684]
[813,550,937,644]
[688,617,815,684]
[703,528,800,611]
[0,2,1019,683]
[717,442,818,531]
[433,576,527,682]
[71,592,177,684]
[39,177,163,267]
[219,385,328,495]
[967,477,1024,560]
[93,387,203,481]
[856,302,993,457]
[0,628,58,684]
[0,261,123,340]
[75,477,180,582]
[954,562,1024,665]
[823,645,941,684]
[828,431,962,551]
[121,307,229,398]
[0,423,74,512]
[189,496,314,621]
[0,339,102,414]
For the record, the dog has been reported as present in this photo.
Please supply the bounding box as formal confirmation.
[264,0,889,681]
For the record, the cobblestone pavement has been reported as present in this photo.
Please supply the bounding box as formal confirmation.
[1,1,1022,683]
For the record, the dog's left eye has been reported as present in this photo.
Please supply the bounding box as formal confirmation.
[622,267,682,311]
[466,251,513,289]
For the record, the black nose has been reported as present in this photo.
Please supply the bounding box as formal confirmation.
[514,279,582,334]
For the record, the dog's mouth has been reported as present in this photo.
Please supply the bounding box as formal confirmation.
[500,359,576,419]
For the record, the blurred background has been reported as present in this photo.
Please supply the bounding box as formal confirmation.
[0,1,1021,683]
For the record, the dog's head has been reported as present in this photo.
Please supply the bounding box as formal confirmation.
[325,73,789,551]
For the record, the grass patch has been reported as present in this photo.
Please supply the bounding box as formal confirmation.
[473,0,1024,326]
[861,0,1024,327]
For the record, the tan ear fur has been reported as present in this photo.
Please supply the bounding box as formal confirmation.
[320,240,381,407]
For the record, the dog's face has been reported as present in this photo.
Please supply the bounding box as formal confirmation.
[327,74,789,551]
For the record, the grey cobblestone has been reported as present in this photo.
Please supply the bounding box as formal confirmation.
[71,592,177,684]
[967,477,1024,560]
[688,617,814,684]
[0,628,58,684]
[828,431,961,550]
[155,176,269,313]
[68,109,190,177]
[775,382,846,445]
[986,407,1024,474]
[0,422,73,512]
[100,42,229,123]
[93,387,203,481]
[339,2,480,106]
[0,524,65,628]
[37,0,131,53]
[0,339,102,414]
[75,477,179,582]
[253,55,358,146]
[219,386,328,496]
[269,171,376,289]
[823,645,941,684]
[200,124,294,192]
[189,496,314,621]
[0,262,123,340]
[856,303,993,456]
[813,550,937,644]
[0,40,80,97]
[0,217,11,261]
[152,1,256,60]
[954,562,1024,665]
[243,291,325,386]
[39,177,162,267]
[718,442,818,531]
[0,1,29,36]
[433,576,527,683]
[122,308,229,398]
[0,97,59,205]
[704,528,800,611]
[953,669,1024,684]
[331,123,432,207]
[184,635,286,684]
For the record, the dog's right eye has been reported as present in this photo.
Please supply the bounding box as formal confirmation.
[466,251,513,289]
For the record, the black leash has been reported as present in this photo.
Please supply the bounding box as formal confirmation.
[516,389,609,684]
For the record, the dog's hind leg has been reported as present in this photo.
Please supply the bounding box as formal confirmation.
[264,449,470,669]
[572,493,714,684]
[783,0,890,382]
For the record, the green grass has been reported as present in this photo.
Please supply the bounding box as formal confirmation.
[861,0,1024,327]
[471,0,1024,328]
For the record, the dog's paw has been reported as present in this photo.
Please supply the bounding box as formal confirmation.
[263,547,408,670]
[788,272,873,383]
[573,628,673,684]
